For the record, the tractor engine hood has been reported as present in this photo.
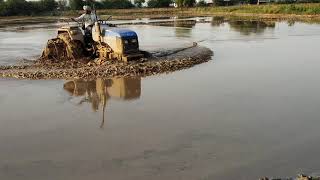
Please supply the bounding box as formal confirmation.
[92,25,140,56]
[102,28,138,39]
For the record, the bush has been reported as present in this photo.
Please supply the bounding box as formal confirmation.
[102,0,134,9]
[1,0,32,16]
[134,0,145,7]
[0,0,57,16]
[69,0,83,10]
[183,0,196,6]
[41,0,57,11]
[0,0,136,16]
[148,0,172,7]
[57,0,68,11]
[93,1,105,9]
[214,0,240,6]
[196,0,208,6]
[176,0,195,7]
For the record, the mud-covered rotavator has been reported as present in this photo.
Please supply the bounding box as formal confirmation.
[41,6,144,62]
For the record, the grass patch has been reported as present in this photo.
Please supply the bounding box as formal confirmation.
[196,3,320,15]
[90,3,320,17]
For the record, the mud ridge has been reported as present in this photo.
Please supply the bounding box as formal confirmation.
[0,46,213,80]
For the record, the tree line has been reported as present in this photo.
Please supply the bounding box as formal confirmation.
[69,0,173,9]
[1,0,319,16]
[0,0,58,16]
[0,0,173,16]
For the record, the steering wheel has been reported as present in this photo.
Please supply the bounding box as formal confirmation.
[97,16,116,27]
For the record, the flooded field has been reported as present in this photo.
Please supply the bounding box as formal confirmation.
[1,17,320,179]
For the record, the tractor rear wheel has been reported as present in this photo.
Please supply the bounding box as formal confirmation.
[57,32,84,60]
[41,32,85,61]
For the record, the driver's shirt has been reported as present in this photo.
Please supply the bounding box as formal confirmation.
[75,13,98,28]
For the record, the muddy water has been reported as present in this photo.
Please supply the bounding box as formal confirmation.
[1,18,320,180]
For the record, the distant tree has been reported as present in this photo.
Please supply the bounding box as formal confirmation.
[57,0,68,10]
[102,0,134,9]
[40,0,57,11]
[134,0,145,7]
[147,0,172,7]
[183,0,195,6]
[2,0,31,16]
[0,0,60,16]
[196,0,207,6]
[93,1,105,9]
[238,0,250,4]
[214,0,239,5]
[147,0,157,7]
[0,1,4,16]
[175,0,184,7]
[115,0,134,8]
[69,0,84,10]
[0,0,3,13]
[175,0,195,7]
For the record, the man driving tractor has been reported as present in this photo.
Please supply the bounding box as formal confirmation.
[72,5,97,32]
[71,5,98,48]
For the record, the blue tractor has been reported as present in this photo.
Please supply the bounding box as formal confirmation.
[42,20,144,62]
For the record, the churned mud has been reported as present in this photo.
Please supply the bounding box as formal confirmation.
[0,45,213,80]
[260,174,320,180]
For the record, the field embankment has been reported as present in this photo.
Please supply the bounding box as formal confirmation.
[1,3,320,26]
[83,3,320,21]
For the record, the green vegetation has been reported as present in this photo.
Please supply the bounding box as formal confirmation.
[69,0,83,10]
[100,0,134,9]
[134,0,146,7]
[97,3,320,16]
[195,3,320,14]
[0,0,320,17]
[176,0,196,7]
[0,0,57,16]
[147,0,172,8]
[0,0,135,16]
[196,0,208,7]
[68,0,134,10]
[57,0,67,10]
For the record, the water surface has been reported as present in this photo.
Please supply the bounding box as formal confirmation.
[0,18,320,180]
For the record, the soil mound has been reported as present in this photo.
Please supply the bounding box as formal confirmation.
[0,45,213,80]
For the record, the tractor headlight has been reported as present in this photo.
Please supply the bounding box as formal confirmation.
[131,39,137,43]
[124,40,129,44]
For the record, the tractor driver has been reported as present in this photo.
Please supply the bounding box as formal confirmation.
[72,5,97,33]
[72,5,98,49]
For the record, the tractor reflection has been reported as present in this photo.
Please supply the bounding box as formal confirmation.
[63,77,141,128]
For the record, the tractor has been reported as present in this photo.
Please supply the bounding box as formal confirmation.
[41,18,144,62]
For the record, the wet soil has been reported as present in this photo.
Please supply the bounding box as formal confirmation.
[261,174,320,180]
[0,46,213,80]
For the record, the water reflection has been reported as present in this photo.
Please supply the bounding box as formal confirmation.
[150,19,195,37]
[287,20,296,27]
[229,20,275,35]
[63,77,141,127]
[210,16,276,35]
[211,16,226,27]
[174,20,195,37]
